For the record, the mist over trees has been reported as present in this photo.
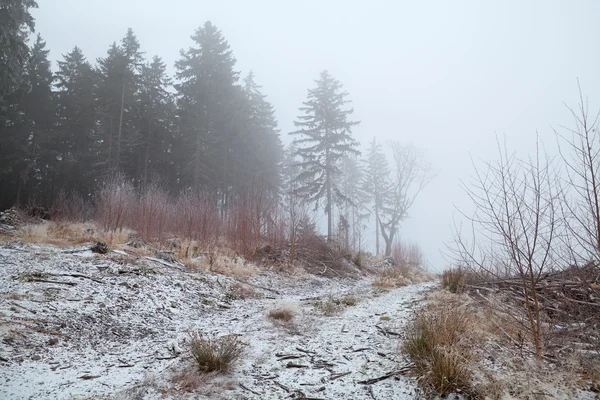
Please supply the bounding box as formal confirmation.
[0,0,432,256]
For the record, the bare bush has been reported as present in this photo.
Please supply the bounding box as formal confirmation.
[137,182,170,242]
[95,173,136,232]
[172,190,220,253]
[52,190,91,222]
[392,239,424,269]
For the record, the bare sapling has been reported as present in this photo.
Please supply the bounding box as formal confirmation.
[556,83,600,265]
[452,138,561,362]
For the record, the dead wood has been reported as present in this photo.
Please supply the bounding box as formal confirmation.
[357,365,412,384]
[329,371,351,380]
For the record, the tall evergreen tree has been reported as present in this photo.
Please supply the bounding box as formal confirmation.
[362,137,391,256]
[95,29,144,175]
[290,70,360,241]
[0,0,38,99]
[53,46,97,195]
[241,71,282,195]
[137,55,175,187]
[175,21,240,205]
[0,33,54,206]
[95,42,128,172]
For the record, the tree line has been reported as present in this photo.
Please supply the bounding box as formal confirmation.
[1,1,432,256]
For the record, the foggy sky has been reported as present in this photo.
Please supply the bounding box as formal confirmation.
[33,0,600,270]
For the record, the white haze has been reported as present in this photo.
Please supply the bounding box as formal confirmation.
[33,0,600,270]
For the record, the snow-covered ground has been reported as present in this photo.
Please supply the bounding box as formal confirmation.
[0,242,434,399]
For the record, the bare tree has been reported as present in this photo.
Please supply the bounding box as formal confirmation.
[451,138,560,362]
[556,84,600,264]
[378,142,433,257]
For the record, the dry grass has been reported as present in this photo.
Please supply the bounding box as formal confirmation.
[312,293,357,316]
[268,307,294,322]
[441,267,466,293]
[15,221,131,249]
[189,333,244,374]
[402,306,473,397]
[418,287,600,399]
[227,283,260,300]
[372,264,431,288]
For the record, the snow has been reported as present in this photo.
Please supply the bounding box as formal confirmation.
[0,242,434,399]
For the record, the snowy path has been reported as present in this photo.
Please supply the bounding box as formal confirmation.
[0,243,434,399]
[231,282,432,400]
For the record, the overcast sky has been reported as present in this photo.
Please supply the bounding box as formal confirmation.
[33,0,600,270]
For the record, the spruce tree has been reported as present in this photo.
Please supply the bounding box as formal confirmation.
[137,55,174,186]
[175,21,239,203]
[241,71,282,195]
[0,0,38,99]
[54,46,97,195]
[290,70,360,242]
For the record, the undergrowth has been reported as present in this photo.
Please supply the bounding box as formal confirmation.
[403,306,473,397]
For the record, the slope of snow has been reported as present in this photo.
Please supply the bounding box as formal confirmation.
[0,242,434,399]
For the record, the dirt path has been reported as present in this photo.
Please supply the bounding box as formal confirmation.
[0,243,433,399]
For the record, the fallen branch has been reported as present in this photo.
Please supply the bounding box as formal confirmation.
[10,302,37,314]
[50,273,103,284]
[78,375,100,380]
[329,371,351,381]
[357,365,412,384]
[239,383,261,396]
[375,325,402,337]
[296,347,316,354]
[273,380,291,393]
[144,256,186,271]
[26,278,76,286]
[286,362,309,368]
[235,279,281,295]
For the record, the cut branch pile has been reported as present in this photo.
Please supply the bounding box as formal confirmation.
[466,262,600,349]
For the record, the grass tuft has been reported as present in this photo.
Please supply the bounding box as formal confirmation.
[441,268,466,293]
[403,307,472,397]
[189,333,244,374]
[268,308,294,322]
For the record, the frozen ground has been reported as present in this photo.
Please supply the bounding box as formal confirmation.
[0,242,434,399]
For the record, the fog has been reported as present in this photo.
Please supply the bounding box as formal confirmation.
[33,0,600,270]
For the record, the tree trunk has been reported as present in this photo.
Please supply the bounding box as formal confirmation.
[326,147,332,242]
[143,120,151,188]
[116,79,126,170]
[375,199,380,256]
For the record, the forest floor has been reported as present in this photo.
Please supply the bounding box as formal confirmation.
[0,241,434,400]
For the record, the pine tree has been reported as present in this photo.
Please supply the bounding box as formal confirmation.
[290,70,360,242]
[175,21,240,205]
[363,137,391,256]
[0,0,38,99]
